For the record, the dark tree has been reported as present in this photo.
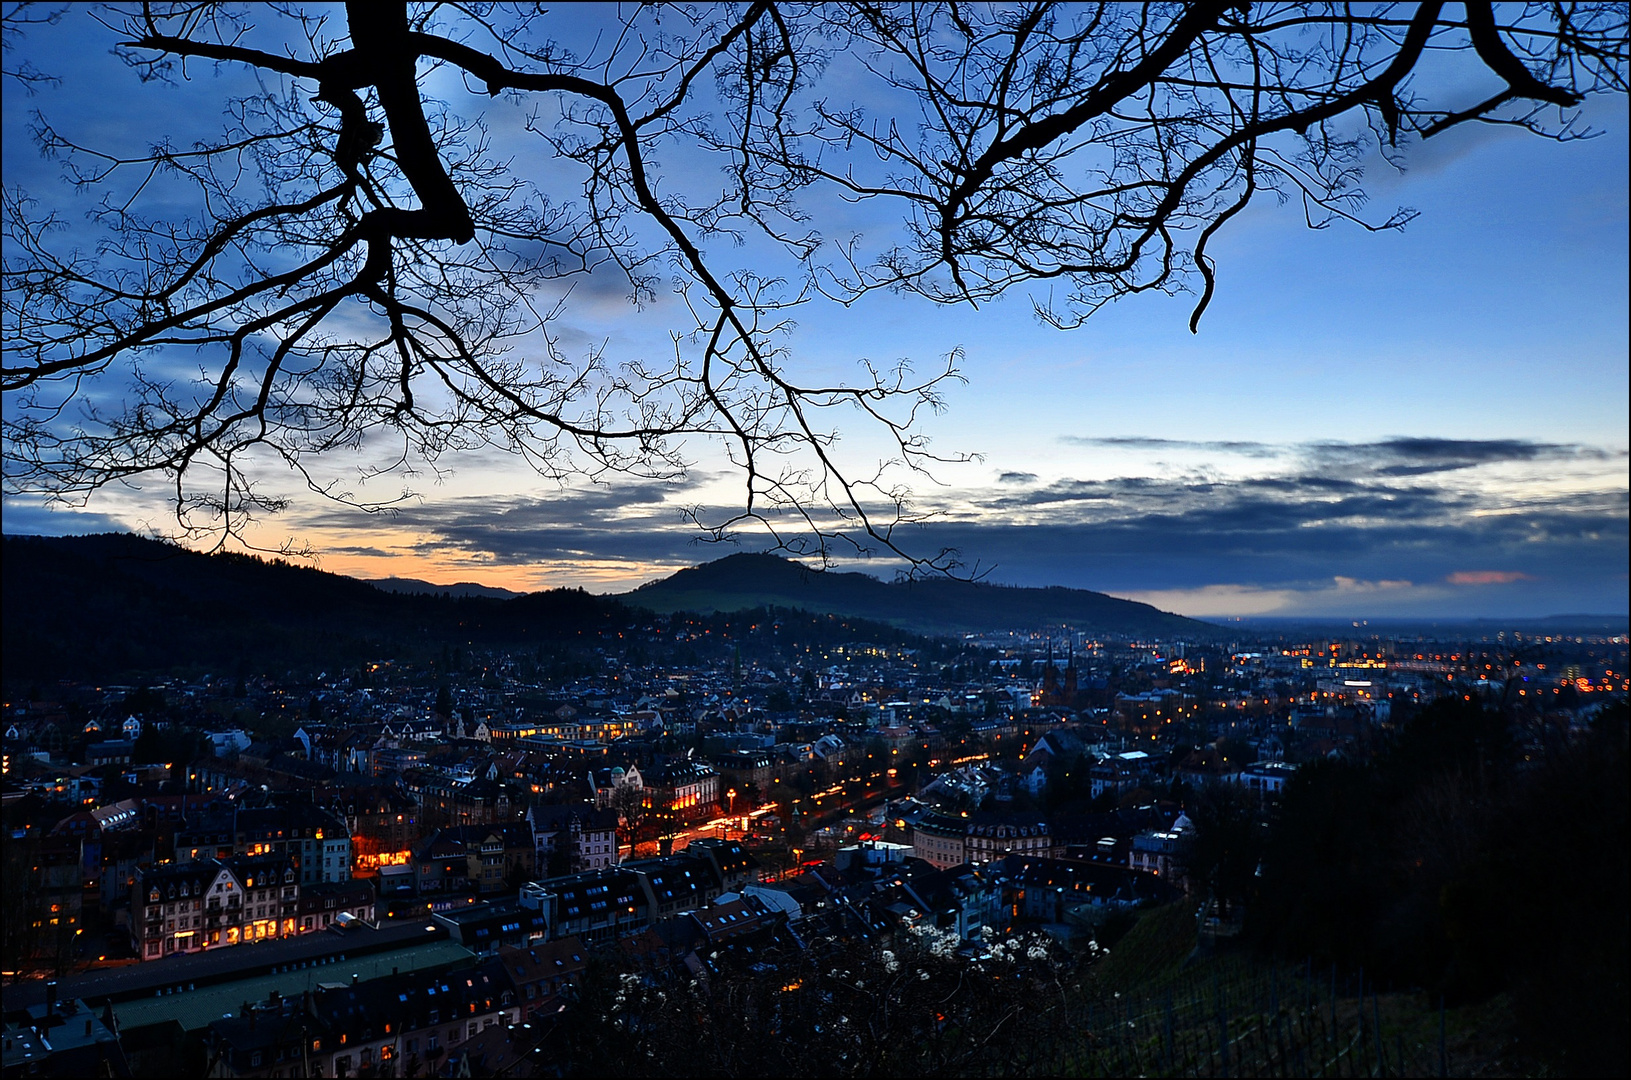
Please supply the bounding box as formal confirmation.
[3,3,1624,557]
[121,684,168,718]
[544,838,577,881]
[609,781,655,856]
[1185,779,1261,912]
[542,922,1081,1076]
[1246,693,1626,1079]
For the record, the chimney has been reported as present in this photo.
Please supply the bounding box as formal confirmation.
[351,973,359,986]
[45,980,58,1018]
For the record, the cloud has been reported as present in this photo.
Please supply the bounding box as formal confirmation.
[1063,436,1278,456]
[288,477,725,567]
[1064,434,1623,479]
[1303,437,1619,477]
[326,545,399,558]
[1115,576,1414,618]
[258,425,1625,617]
[352,490,1623,605]
[979,473,1470,529]
[1329,576,1415,592]
[0,500,133,537]
[1111,583,1301,617]
[1447,570,1534,585]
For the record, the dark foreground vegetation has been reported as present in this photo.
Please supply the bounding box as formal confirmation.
[1246,697,1629,1077]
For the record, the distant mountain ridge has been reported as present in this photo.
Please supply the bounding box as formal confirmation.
[369,576,521,600]
[618,552,1221,638]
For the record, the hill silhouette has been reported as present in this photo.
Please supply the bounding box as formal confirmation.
[3,537,1219,685]
[619,552,1219,638]
[369,576,521,600]
[1,533,630,684]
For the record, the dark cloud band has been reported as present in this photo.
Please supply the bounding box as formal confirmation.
[1061,435,1623,478]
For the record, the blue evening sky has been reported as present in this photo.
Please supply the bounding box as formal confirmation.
[3,7,1626,618]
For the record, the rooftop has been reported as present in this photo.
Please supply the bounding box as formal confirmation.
[0,920,451,1014]
[102,938,475,1034]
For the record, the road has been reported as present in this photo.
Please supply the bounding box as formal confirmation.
[625,777,906,858]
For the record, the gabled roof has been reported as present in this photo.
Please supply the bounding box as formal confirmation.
[645,759,719,785]
[497,937,587,985]
[687,896,773,943]
[549,866,645,918]
[528,803,619,833]
[138,861,221,895]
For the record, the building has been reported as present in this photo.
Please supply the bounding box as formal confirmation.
[2,992,130,1078]
[643,760,720,822]
[687,838,760,892]
[420,822,537,895]
[172,800,352,884]
[1237,760,1298,800]
[910,813,968,870]
[1129,813,1195,884]
[535,866,650,945]
[412,831,471,895]
[233,802,352,884]
[496,937,588,1020]
[910,812,1056,869]
[85,739,135,767]
[634,853,722,922]
[527,803,619,874]
[205,960,520,1079]
[433,900,549,953]
[964,814,1055,864]
[132,855,300,960]
[296,879,376,932]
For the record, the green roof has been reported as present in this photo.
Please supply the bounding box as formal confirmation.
[107,939,476,1034]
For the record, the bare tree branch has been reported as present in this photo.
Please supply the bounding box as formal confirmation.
[2,2,1624,566]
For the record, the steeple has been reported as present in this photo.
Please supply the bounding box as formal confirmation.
[1041,639,1063,702]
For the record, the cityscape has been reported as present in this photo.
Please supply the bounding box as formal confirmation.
[2,536,1625,1076]
[2,4,1627,1079]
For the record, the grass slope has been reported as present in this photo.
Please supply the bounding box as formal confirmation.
[1073,900,1543,1077]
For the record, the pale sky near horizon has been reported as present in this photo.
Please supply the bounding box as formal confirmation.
[3,6,1626,618]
